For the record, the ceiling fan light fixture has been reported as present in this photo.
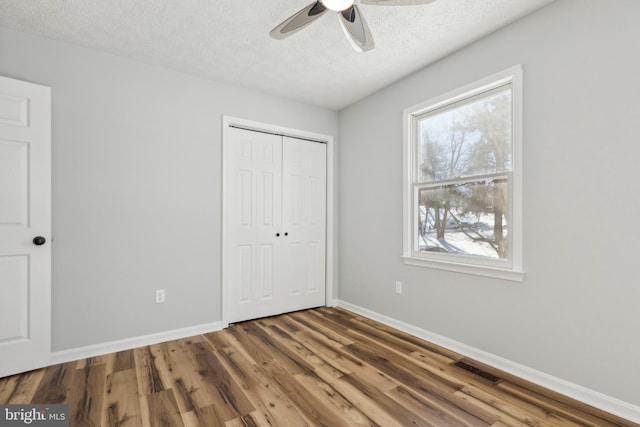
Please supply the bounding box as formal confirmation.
[322,0,355,12]
[271,0,437,53]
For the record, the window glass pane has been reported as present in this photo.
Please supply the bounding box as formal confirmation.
[417,88,512,182]
[417,178,508,259]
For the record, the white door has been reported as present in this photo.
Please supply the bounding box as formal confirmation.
[0,76,51,378]
[224,127,326,324]
[281,137,326,311]
[224,127,283,323]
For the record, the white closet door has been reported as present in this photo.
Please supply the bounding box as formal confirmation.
[281,137,326,311]
[223,128,327,324]
[225,127,283,323]
[0,76,51,377]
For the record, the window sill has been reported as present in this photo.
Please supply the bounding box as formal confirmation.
[401,256,525,282]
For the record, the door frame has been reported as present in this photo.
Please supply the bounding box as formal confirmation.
[221,115,335,328]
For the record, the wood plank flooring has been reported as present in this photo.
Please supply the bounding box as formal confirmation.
[0,307,637,426]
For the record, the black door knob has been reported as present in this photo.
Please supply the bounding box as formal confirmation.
[33,236,46,246]
[276,233,280,237]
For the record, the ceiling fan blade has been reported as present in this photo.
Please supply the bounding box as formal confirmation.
[360,0,436,5]
[270,1,328,40]
[338,5,374,53]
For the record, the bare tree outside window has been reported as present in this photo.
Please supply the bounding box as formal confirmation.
[416,88,512,260]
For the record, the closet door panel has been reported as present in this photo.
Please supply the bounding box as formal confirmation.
[225,128,282,323]
[282,137,326,308]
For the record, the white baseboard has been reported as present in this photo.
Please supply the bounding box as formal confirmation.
[50,321,223,365]
[337,300,640,424]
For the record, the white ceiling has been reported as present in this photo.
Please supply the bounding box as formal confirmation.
[0,0,555,110]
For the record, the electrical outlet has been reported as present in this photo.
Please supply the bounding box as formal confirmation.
[155,289,166,304]
[395,281,402,294]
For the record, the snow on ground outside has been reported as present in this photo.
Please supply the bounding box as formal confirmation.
[420,231,500,258]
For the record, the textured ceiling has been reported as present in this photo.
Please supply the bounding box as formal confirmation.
[0,0,555,110]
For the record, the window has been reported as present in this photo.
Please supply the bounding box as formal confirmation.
[402,66,523,281]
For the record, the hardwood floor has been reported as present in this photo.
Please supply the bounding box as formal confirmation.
[0,307,637,426]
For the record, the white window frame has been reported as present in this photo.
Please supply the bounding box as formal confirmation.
[402,65,524,282]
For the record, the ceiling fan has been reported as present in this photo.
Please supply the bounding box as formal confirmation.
[270,0,436,53]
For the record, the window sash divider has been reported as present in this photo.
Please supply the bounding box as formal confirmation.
[413,172,510,189]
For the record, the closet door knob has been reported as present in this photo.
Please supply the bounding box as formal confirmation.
[276,233,280,237]
[284,232,288,236]
[33,236,47,246]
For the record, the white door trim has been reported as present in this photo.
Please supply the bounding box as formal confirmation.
[221,115,335,327]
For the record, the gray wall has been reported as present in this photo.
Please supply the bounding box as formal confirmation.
[338,0,640,406]
[0,27,338,351]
